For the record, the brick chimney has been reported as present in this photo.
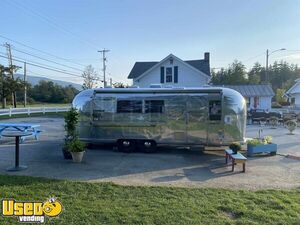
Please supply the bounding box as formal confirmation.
[204,52,210,62]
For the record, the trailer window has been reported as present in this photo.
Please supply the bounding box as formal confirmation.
[209,100,222,120]
[145,100,164,113]
[117,100,142,113]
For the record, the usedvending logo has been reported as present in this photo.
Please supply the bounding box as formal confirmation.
[2,197,63,223]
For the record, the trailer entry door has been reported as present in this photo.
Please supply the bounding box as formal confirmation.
[207,96,224,145]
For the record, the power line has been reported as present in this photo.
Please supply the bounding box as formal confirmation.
[0,53,82,77]
[26,69,83,81]
[2,53,83,76]
[11,47,85,72]
[243,52,265,63]
[6,0,99,50]
[0,34,87,67]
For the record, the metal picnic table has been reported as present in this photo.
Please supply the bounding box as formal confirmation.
[2,131,33,171]
[0,123,41,141]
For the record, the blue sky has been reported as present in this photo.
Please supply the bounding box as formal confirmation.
[0,0,299,85]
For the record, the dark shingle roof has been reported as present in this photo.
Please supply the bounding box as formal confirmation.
[128,59,210,79]
[222,85,275,97]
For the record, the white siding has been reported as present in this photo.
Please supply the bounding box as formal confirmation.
[259,96,272,110]
[286,81,300,108]
[133,58,209,88]
[248,96,272,110]
[293,93,300,108]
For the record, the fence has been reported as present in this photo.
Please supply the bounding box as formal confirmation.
[0,106,71,117]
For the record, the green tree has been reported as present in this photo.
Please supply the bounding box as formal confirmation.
[248,62,263,84]
[113,82,128,88]
[28,81,79,103]
[211,61,247,85]
[0,64,24,108]
[275,88,286,103]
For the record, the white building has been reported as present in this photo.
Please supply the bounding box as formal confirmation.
[222,85,275,110]
[127,53,211,88]
[285,78,300,108]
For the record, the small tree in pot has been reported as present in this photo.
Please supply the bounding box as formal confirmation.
[66,137,86,163]
[229,142,241,154]
[63,107,79,159]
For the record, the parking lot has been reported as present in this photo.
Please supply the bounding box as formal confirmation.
[0,116,299,190]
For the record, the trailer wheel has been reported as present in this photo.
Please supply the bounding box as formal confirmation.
[138,140,157,153]
[117,139,136,153]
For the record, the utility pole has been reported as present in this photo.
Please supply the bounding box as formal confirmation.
[24,62,27,107]
[265,49,269,84]
[5,42,17,107]
[109,78,112,87]
[265,48,286,84]
[97,48,110,88]
[0,66,6,108]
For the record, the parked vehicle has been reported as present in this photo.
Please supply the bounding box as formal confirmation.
[72,87,246,152]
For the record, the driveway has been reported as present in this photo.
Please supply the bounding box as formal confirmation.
[0,117,299,190]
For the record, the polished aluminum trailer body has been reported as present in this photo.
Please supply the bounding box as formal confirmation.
[72,87,246,146]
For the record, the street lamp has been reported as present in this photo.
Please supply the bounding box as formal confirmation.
[265,48,286,83]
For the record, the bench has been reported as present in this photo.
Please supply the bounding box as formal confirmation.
[225,149,247,172]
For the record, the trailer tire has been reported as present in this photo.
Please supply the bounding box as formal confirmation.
[138,140,157,153]
[117,139,136,153]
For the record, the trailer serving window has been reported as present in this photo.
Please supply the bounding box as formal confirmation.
[145,100,164,113]
[117,100,143,113]
[209,100,222,120]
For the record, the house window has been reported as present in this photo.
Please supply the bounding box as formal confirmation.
[145,100,164,113]
[117,100,142,113]
[166,67,172,83]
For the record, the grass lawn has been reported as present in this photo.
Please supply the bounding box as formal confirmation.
[0,175,299,225]
[0,112,66,120]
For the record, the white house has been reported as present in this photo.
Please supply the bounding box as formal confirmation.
[222,85,275,110]
[285,78,300,108]
[127,53,211,88]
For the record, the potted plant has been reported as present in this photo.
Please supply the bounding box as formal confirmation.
[286,120,297,134]
[229,142,241,154]
[63,107,79,159]
[246,136,277,156]
[66,137,86,163]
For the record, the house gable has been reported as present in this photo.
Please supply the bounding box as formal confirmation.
[128,53,210,80]
[132,54,210,88]
[286,79,300,95]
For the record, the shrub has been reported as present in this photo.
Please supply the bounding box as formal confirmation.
[269,117,278,127]
[246,139,264,145]
[64,107,79,140]
[286,120,297,134]
[66,138,86,152]
[263,136,272,144]
[229,142,241,154]
[271,102,282,108]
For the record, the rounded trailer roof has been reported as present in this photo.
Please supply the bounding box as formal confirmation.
[91,87,239,94]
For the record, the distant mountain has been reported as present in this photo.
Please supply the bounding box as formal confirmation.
[14,73,82,90]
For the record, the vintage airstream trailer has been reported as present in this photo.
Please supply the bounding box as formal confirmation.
[72,87,246,152]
